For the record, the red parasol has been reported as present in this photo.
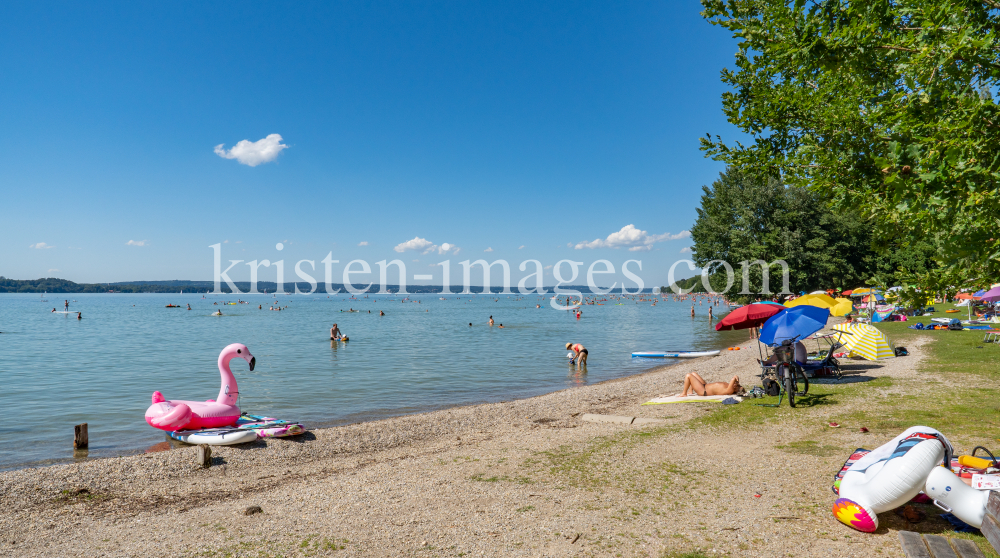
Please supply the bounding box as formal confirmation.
[715,303,785,331]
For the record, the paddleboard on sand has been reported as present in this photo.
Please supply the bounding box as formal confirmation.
[235,415,305,438]
[631,350,721,359]
[169,429,258,446]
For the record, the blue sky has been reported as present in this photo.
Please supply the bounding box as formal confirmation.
[1,2,742,287]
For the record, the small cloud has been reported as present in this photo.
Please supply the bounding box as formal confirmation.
[574,224,690,251]
[544,265,553,270]
[412,259,420,263]
[223,240,229,244]
[484,247,493,253]
[518,245,525,249]
[680,247,692,253]
[126,240,148,247]
[235,241,242,244]
[394,237,433,253]
[214,134,288,167]
[29,242,54,249]
[358,241,369,246]
[48,268,60,273]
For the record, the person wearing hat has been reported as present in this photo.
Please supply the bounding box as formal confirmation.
[566,342,588,367]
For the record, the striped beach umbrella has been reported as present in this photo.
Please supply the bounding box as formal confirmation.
[831,323,895,360]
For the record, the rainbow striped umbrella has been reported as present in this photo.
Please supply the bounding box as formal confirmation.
[831,323,895,360]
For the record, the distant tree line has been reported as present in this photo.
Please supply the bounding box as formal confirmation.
[0,277,657,295]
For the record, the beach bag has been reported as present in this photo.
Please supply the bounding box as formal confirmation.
[948,319,963,331]
[762,377,781,396]
[894,347,909,356]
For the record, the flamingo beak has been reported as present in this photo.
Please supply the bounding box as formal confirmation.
[249,356,256,371]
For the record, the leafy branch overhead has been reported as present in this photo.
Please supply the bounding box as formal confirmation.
[700,0,1000,272]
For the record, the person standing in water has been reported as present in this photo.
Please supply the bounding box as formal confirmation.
[566,342,588,367]
[64,300,69,310]
[330,323,343,340]
[708,306,713,320]
[691,305,695,317]
[489,316,494,326]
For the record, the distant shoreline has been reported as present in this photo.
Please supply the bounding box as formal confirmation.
[0,277,697,295]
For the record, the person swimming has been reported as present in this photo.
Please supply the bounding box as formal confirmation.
[213,310,223,316]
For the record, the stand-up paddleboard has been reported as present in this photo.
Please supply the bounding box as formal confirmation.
[235,415,305,438]
[169,428,258,445]
[631,350,721,358]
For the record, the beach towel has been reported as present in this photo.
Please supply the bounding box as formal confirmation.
[642,394,744,405]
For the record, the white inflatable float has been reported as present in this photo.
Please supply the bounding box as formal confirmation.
[833,426,988,532]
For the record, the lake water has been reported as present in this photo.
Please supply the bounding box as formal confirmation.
[0,292,743,470]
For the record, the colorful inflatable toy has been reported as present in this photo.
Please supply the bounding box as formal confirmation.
[144,343,255,431]
[833,426,988,532]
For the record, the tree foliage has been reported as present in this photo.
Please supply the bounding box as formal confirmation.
[700,0,1000,276]
[689,169,915,302]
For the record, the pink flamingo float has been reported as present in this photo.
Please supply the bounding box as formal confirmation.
[145,343,255,431]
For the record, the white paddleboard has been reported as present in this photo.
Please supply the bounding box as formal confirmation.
[631,350,721,359]
[169,429,258,446]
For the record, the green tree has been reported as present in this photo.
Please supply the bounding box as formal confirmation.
[700,0,1000,277]
[689,169,878,302]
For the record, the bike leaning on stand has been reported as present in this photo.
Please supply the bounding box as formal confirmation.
[771,337,809,407]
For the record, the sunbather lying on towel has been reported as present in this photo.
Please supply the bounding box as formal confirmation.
[677,373,742,397]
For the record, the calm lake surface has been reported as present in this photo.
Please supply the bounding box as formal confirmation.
[0,292,742,470]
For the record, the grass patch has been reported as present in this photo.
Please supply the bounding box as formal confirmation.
[777,440,842,457]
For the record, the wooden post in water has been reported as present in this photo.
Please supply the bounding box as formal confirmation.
[73,423,88,450]
[196,444,212,468]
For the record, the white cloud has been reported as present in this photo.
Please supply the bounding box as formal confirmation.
[680,247,692,253]
[48,268,60,273]
[223,240,229,244]
[574,225,690,251]
[518,245,525,249]
[394,237,433,253]
[412,259,420,262]
[29,242,54,249]
[358,241,369,246]
[395,237,460,255]
[484,247,493,252]
[126,240,148,247]
[214,134,288,167]
[544,264,553,270]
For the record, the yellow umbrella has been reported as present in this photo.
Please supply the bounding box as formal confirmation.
[831,323,894,360]
[831,297,854,317]
[785,293,838,310]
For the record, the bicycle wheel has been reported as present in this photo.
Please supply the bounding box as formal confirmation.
[784,372,796,408]
[795,366,809,396]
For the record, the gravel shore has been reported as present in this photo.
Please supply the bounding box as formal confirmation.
[0,336,935,557]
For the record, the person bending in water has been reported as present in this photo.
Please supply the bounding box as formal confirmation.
[677,373,741,397]
[330,323,343,340]
[566,342,588,367]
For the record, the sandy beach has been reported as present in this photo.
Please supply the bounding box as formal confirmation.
[0,335,930,557]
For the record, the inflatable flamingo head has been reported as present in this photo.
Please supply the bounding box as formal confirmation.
[222,343,255,371]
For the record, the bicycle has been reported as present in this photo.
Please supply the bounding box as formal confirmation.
[770,338,809,407]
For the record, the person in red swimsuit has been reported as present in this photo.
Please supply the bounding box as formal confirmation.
[566,342,588,367]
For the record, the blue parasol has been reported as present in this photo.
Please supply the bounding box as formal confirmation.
[759,305,830,347]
